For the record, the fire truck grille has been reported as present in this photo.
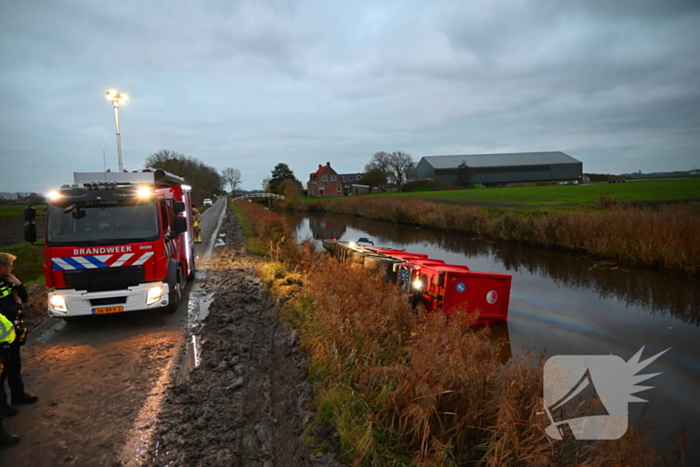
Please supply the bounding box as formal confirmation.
[64,266,145,292]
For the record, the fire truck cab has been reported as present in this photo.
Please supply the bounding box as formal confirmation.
[24,169,196,319]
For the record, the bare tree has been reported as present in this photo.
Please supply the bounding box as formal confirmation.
[222,167,242,194]
[386,151,414,191]
[364,151,391,191]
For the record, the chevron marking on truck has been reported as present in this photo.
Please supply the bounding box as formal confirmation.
[51,252,154,270]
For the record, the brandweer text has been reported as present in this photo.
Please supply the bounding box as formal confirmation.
[72,246,133,255]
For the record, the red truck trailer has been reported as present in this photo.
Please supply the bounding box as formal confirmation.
[323,239,512,325]
[23,169,196,318]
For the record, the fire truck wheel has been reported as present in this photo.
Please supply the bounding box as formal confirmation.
[166,271,183,313]
[187,256,196,282]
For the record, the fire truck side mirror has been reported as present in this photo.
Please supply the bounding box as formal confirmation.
[174,216,188,236]
[23,206,36,221]
[24,222,37,244]
[173,201,185,214]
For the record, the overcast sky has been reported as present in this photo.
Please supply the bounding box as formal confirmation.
[1,0,699,193]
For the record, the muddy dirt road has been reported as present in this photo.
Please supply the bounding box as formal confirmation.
[0,198,334,466]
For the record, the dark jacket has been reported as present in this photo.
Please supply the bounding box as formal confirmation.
[0,278,27,322]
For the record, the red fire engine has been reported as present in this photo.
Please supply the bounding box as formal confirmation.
[23,169,196,319]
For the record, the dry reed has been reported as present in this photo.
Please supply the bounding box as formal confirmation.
[300,197,700,275]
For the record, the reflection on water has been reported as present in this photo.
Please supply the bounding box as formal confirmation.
[307,217,346,240]
[288,212,700,326]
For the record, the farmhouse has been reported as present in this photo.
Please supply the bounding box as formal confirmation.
[307,162,344,197]
[414,151,583,187]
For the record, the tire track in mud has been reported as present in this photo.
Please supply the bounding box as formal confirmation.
[148,208,324,467]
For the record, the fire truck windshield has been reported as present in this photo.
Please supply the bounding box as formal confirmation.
[46,202,159,245]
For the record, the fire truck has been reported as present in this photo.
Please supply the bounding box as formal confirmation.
[23,169,196,319]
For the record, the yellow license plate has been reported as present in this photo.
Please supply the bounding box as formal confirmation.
[93,306,124,315]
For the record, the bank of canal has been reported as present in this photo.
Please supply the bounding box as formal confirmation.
[286,211,700,461]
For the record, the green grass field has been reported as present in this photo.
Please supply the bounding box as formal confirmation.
[378,177,700,207]
[0,205,46,218]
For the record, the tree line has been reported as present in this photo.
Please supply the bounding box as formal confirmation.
[145,150,242,201]
[260,151,420,198]
[0,192,46,205]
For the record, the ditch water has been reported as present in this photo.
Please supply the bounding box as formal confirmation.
[285,211,700,460]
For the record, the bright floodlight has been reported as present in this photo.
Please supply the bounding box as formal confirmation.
[106,90,129,107]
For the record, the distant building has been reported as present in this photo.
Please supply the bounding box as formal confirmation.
[414,151,583,187]
[339,173,364,195]
[339,173,363,184]
[348,184,370,195]
[307,162,344,197]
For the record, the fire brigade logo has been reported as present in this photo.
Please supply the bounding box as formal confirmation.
[541,346,669,440]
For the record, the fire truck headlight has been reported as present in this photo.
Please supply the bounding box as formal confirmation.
[146,285,165,305]
[413,278,424,290]
[137,186,153,198]
[49,294,67,312]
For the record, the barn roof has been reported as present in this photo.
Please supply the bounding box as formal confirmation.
[420,151,580,169]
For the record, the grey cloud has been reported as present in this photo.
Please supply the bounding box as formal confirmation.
[1,0,699,194]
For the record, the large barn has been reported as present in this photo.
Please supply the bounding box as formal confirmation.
[414,151,583,187]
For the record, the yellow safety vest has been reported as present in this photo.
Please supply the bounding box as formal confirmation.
[0,313,15,344]
[0,282,12,299]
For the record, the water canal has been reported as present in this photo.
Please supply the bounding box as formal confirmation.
[285,211,700,460]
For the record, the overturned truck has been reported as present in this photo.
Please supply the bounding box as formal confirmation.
[323,239,512,325]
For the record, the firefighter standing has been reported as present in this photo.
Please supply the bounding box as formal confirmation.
[192,205,202,243]
[0,253,37,425]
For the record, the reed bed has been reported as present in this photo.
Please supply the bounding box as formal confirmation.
[301,197,700,276]
[234,200,683,466]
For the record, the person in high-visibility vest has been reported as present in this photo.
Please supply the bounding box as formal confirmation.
[0,308,18,445]
[0,253,37,426]
[192,206,202,243]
